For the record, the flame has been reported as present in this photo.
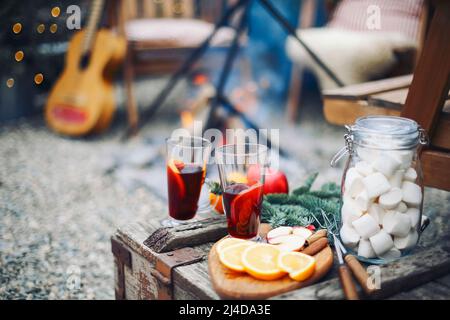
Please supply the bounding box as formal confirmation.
[180,110,194,129]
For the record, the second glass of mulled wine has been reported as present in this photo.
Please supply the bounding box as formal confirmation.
[216,143,268,240]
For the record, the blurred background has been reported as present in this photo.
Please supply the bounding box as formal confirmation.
[2,0,449,300]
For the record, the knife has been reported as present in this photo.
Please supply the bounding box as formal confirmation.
[333,234,359,300]
[336,237,377,295]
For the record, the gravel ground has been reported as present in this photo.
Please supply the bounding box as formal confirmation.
[1,100,449,299]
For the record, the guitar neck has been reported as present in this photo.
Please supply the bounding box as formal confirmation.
[81,0,105,55]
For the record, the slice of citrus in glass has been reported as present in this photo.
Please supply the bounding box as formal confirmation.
[277,251,316,281]
[168,159,185,174]
[167,159,186,197]
[241,244,286,280]
[218,241,254,272]
[216,237,246,254]
[231,183,263,224]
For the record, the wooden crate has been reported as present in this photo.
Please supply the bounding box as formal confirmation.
[111,211,450,300]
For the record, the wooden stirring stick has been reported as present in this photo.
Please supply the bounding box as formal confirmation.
[333,234,359,300]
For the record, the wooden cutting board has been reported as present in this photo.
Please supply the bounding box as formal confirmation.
[208,228,334,299]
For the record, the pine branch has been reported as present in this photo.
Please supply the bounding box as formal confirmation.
[292,172,318,195]
[262,173,341,230]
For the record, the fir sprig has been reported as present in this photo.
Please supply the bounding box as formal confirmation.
[262,172,341,231]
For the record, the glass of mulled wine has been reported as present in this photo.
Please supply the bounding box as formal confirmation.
[216,144,268,240]
[165,136,211,226]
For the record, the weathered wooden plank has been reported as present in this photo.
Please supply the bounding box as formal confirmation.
[323,75,412,101]
[271,243,450,300]
[144,216,228,253]
[173,242,220,300]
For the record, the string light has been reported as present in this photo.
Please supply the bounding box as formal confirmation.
[6,78,15,88]
[12,23,22,34]
[34,73,44,85]
[37,24,45,33]
[51,7,61,17]
[50,24,58,33]
[15,50,24,62]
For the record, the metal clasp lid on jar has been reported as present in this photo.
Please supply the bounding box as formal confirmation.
[330,116,429,167]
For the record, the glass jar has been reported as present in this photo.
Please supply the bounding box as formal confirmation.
[331,116,428,264]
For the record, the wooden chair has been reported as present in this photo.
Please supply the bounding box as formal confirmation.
[108,0,237,132]
[324,0,450,191]
[286,0,429,122]
[401,0,450,191]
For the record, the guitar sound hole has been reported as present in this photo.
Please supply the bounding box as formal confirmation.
[79,53,90,69]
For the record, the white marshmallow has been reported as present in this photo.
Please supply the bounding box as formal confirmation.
[402,181,422,207]
[389,169,405,188]
[392,150,414,169]
[406,208,420,228]
[362,172,391,199]
[394,229,418,250]
[357,239,376,258]
[382,211,411,237]
[404,167,418,182]
[372,153,401,178]
[341,198,363,225]
[340,224,360,248]
[379,187,403,210]
[368,204,385,224]
[344,168,364,198]
[352,214,380,239]
[396,202,408,213]
[379,248,402,261]
[355,190,370,211]
[355,161,374,177]
[369,230,394,256]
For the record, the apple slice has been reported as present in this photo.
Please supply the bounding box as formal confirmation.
[267,226,293,244]
[292,226,313,239]
[276,235,306,252]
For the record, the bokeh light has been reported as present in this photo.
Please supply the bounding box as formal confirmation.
[12,23,22,34]
[34,73,44,85]
[15,51,24,62]
[6,78,15,88]
[51,7,61,17]
[50,24,58,33]
[37,24,45,33]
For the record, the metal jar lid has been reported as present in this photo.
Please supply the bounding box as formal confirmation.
[331,116,428,167]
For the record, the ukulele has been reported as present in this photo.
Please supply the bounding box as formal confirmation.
[45,0,126,136]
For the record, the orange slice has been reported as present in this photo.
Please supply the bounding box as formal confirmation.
[277,251,316,282]
[167,159,186,198]
[167,159,185,174]
[216,237,246,254]
[241,244,286,280]
[218,242,254,272]
[231,183,263,224]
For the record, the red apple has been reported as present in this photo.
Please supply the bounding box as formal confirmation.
[247,165,289,195]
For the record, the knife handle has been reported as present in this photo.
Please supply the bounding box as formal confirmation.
[338,265,359,300]
[344,254,377,295]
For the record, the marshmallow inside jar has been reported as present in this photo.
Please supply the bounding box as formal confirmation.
[334,116,426,264]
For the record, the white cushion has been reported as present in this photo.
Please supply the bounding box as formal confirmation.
[126,18,235,47]
[285,28,417,89]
